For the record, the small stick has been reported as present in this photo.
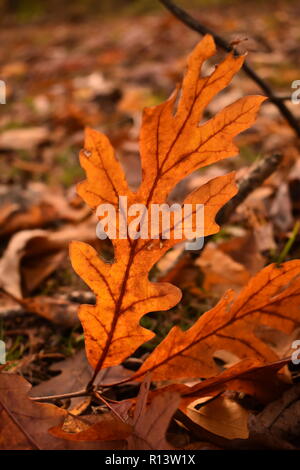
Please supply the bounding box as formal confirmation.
[30,389,89,402]
[217,153,283,225]
[93,390,128,424]
[159,0,300,138]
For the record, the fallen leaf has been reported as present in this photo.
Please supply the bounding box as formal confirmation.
[196,242,251,297]
[187,395,249,440]
[127,377,180,450]
[0,373,65,450]
[50,412,131,444]
[248,383,300,449]
[31,350,131,406]
[136,260,300,380]
[0,220,97,298]
[0,127,48,151]
[70,34,265,373]
[179,358,291,405]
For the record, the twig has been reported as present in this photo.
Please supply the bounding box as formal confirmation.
[159,0,300,138]
[93,390,128,424]
[30,389,89,402]
[217,153,283,225]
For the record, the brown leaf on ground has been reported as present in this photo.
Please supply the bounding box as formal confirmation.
[0,220,97,298]
[21,296,80,328]
[31,350,131,406]
[186,395,249,440]
[49,412,131,445]
[127,377,180,450]
[179,358,291,405]
[0,373,122,450]
[0,184,91,238]
[0,127,48,151]
[248,383,300,449]
[0,373,66,450]
[196,243,251,297]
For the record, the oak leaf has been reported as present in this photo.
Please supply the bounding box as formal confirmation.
[0,373,66,450]
[135,261,300,381]
[70,34,265,373]
[0,373,127,450]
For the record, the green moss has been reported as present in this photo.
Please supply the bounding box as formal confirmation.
[54,148,84,188]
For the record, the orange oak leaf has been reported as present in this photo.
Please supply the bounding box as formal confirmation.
[70,34,265,373]
[135,261,300,381]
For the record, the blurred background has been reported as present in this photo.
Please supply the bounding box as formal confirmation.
[0,0,300,381]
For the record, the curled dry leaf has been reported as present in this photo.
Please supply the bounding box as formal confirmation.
[179,357,291,405]
[70,34,265,373]
[186,395,249,440]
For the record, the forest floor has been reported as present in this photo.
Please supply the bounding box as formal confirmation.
[0,0,300,447]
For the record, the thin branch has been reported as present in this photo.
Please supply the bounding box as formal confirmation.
[30,389,89,402]
[159,0,300,138]
[93,390,128,424]
[217,153,283,225]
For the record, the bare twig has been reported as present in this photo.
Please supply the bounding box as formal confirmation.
[93,390,128,424]
[159,0,300,138]
[217,153,283,225]
[30,389,89,402]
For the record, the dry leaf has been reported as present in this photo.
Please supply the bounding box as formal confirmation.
[179,358,291,405]
[127,377,180,450]
[136,261,300,380]
[248,383,300,449]
[0,373,66,450]
[50,413,131,444]
[187,395,249,440]
[31,350,131,406]
[70,34,265,373]
[196,242,251,296]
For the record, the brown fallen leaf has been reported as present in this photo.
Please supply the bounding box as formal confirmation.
[0,183,91,238]
[217,232,265,275]
[21,296,80,328]
[187,395,249,440]
[179,358,291,405]
[50,412,131,445]
[0,127,48,151]
[248,383,300,449]
[0,373,123,450]
[196,242,251,297]
[0,220,97,298]
[0,229,46,298]
[31,350,132,406]
[0,373,66,450]
[127,377,180,450]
